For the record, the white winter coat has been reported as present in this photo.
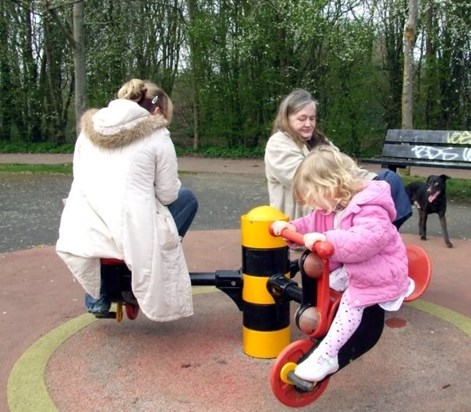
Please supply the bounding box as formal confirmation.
[264,131,312,220]
[56,99,193,321]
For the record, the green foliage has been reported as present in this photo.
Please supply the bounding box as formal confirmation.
[0,141,74,154]
[175,145,264,159]
[321,18,385,155]
[0,0,469,154]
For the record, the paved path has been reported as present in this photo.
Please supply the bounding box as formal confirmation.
[1,154,470,411]
[1,154,470,253]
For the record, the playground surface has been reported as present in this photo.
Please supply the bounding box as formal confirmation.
[1,154,470,411]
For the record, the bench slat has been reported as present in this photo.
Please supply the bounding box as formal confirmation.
[385,129,471,146]
[381,143,471,164]
[360,157,471,170]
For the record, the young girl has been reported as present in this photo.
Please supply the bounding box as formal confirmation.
[272,145,412,382]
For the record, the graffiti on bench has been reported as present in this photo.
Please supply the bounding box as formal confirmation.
[448,131,471,145]
[411,146,471,162]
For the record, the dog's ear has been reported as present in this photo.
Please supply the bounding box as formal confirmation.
[440,174,451,181]
[426,175,433,184]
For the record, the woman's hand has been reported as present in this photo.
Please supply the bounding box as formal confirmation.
[303,232,327,251]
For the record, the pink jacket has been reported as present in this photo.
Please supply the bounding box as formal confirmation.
[291,180,409,307]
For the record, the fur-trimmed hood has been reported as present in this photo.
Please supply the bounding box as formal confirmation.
[81,99,168,149]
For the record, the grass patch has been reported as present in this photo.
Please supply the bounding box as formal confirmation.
[0,141,74,154]
[0,162,470,204]
[0,163,72,174]
[1,142,470,204]
[175,146,265,159]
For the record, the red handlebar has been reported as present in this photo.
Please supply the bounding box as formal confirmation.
[279,228,304,245]
[271,226,334,258]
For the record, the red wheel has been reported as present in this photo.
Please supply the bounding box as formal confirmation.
[270,339,330,407]
[125,304,139,320]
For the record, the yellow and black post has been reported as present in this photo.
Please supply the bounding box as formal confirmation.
[240,205,290,358]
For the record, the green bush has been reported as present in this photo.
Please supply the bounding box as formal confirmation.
[175,145,264,159]
[0,141,74,154]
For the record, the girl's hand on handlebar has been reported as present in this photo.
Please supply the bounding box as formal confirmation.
[303,232,327,251]
[271,220,295,236]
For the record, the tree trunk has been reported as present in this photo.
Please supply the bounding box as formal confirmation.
[187,0,201,150]
[0,0,12,141]
[402,0,418,129]
[401,0,418,176]
[73,1,86,136]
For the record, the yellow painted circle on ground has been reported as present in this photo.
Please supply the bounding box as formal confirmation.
[7,297,471,411]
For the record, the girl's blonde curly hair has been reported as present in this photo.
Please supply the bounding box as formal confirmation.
[293,145,365,212]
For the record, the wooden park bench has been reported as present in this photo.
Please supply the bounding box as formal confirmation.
[360,129,471,172]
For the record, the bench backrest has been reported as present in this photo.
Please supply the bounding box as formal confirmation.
[381,129,471,168]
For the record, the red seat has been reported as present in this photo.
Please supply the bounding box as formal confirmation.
[404,245,431,302]
[100,258,126,265]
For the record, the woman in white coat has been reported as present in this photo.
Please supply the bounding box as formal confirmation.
[264,89,412,227]
[56,79,198,321]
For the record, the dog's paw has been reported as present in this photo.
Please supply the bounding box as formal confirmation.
[446,241,453,248]
[420,236,427,241]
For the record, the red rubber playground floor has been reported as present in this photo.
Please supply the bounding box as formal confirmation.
[1,155,471,411]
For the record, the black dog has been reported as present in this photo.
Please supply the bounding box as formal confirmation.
[405,174,453,248]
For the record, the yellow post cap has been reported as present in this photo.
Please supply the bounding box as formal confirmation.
[242,205,288,222]
[241,205,289,249]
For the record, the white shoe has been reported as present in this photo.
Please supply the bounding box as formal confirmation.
[294,351,339,382]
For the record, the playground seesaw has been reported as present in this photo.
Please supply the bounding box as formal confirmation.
[92,205,431,407]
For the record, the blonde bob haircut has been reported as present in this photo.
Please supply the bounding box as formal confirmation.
[293,145,366,212]
[117,78,174,123]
